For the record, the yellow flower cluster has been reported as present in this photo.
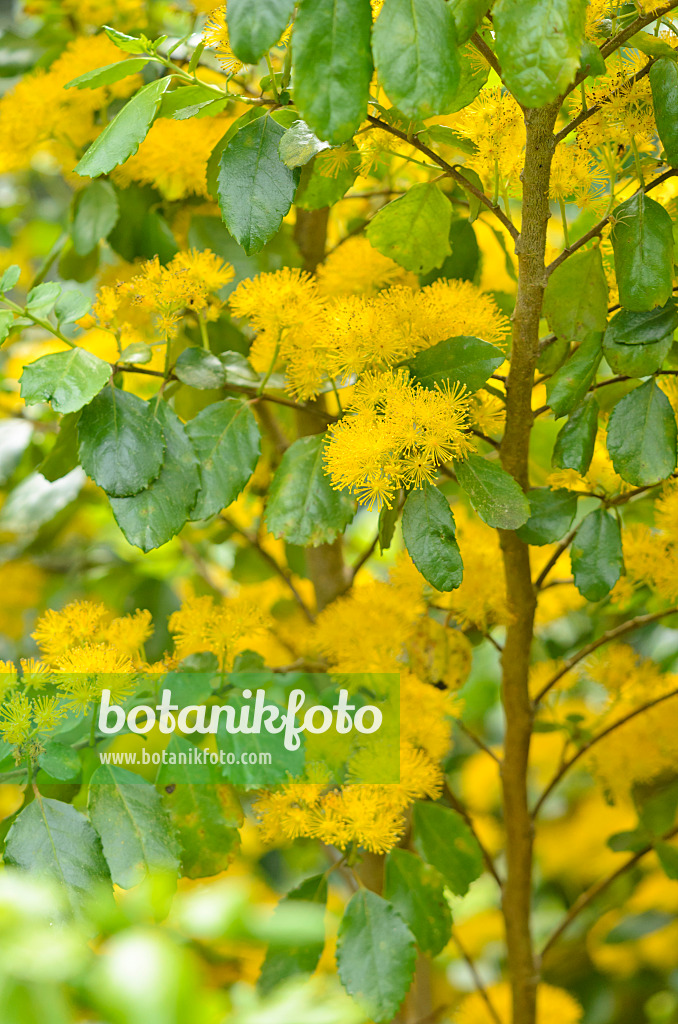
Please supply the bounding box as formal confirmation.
[316,237,418,296]
[168,592,268,671]
[203,5,246,75]
[449,87,524,197]
[612,481,678,606]
[32,600,152,665]
[455,982,582,1024]
[114,116,228,200]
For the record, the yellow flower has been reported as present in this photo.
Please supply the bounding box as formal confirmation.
[33,600,110,663]
[455,982,582,1024]
[113,116,228,200]
[317,237,418,296]
[202,5,245,75]
[169,593,267,670]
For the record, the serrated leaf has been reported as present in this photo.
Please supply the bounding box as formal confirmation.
[78,387,165,497]
[72,180,119,256]
[606,379,677,486]
[259,874,328,994]
[26,282,61,318]
[402,484,463,591]
[611,192,674,312]
[218,114,299,255]
[185,398,260,519]
[65,57,149,90]
[543,246,608,344]
[88,764,180,888]
[494,0,587,107]
[279,120,331,168]
[407,335,504,394]
[0,265,20,292]
[570,508,623,601]
[366,182,452,274]
[227,0,296,63]
[206,107,267,201]
[55,289,91,325]
[552,395,598,474]
[545,332,603,418]
[104,26,150,53]
[384,849,452,955]
[5,794,110,913]
[515,488,578,545]
[75,77,171,178]
[110,402,200,551]
[265,434,354,546]
[293,0,373,144]
[651,58,678,165]
[20,348,111,414]
[453,454,530,529]
[336,890,416,1023]
[174,347,227,389]
[412,801,484,895]
[373,0,460,119]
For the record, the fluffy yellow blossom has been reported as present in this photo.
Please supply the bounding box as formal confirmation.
[169,593,267,670]
[449,87,524,197]
[454,982,582,1024]
[62,0,147,25]
[316,237,418,296]
[202,5,245,75]
[33,600,111,663]
[102,610,153,659]
[114,116,227,200]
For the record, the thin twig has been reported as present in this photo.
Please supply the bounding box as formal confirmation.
[443,781,503,888]
[470,31,502,80]
[534,526,579,590]
[451,930,503,1024]
[350,533,381,582]
[456,719,503,765]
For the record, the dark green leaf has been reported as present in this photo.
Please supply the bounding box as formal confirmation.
[88,764,180,888]
[218,114,299,255]
[373,0,460,119]
[407,336,503,394]
[379,499,399,552]
[384,849,452,955]
[259,874,328,994]
[20,348,111,414]
[656,842,678,880]
[421,218,481,285]
[516,488,578,545]
[579,40,606,77]
[265,434,354,546]
[72,180,119,256]
[651,58,678,165]
[402,484,463,591]
[453,454,530,529]
[186,398,260,519]
[494,0,587,106]
[634,776,678,836]
[78,387,165,497]
[412,801,484,895]
[603,332,672,377]
[606,911,674,944]
[449,0,488,44]
[607,379,677,485]
[611,192,674,312]
[110,402,200,551]
[570,508,623,601]
[293,0,373,144]
[543,246,608,344]
[295,144,361,209]
[606,300,678,346]
[366,183,452,274]
[552,395,598,474]
[65,57,149,90]
[545,332,603,417]
[336,890,416,1023]
[38,741,81,782]
[279,120,331,168]
[75,77,171,178]
[227,0,295,63]
[39,413,80,482]
[174,347,227,389]
[206,108,267,201]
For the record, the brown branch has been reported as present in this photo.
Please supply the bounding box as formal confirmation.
[455,718,503,764]
[443,781,503,888]
[451,930,503,1024]
[534,526,579,589]
[470,31,502,80]
[349,533,380,583]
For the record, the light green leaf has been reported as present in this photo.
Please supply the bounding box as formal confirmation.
[0,309,14,345]
[373,0,460,119]
[72,180,119,256]
[515,488,578,545]
[54,289,91,325]
[0,265,20,292]
[65,57,149,90]
[407,336,504,394]
[26,282,61,318]
[296,144,361,209]
[259,874,328,994]
[0,468,85,532]
[336,890,416,1023]
[606,379,677,486]
[186,398,260,519]
[218,114,299,255]
[412,801,484,895]
[227,0,296,63]
[174,347,227,389]
[651,58,678,165]
[38,741,81,782]
[453,454,530,529]
[279,120,331,168]
[444,39,490,114]
[88,764,180,888]
[20,348,111,414]
[552,395,598,474]
[545,332,603,418]
[570,508,623,601]
[449,0,487,44]
[293,0,373,144]
[611,192,674,312]
[402,484,463,591]
[494,0,587,106]
[579,40,606,77]
[104,26,150,54]
[265,434,354,546]
[543,246,608,344]
[384,849,452,955]
[110,402,200,551]
[630,31,678,60]
[366,182,452,274]
[215,694,305,787]
[39,412,81,482]
[119,341,153,364]
[75,77,171,178]
[78,387,165,497]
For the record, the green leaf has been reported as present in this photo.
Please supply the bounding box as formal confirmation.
[227,0,296,63]
[295,144,361,209]
[366,183,452,275]
[494,0,587,106]
[0,309,14,345]
[651,58,678,165]
[110,402,200,551]
[265,434,354,546]
[78,387,165,497]
[373,0,460,119]
[160,83,224,120]
[453,454,530,529]
[605,300,678,346]
[185,398,260,519]
[55,289,91,325]
[603,332,672,377]
[20,348,111,414]
[75,77,171,178]
[379,499,399,552]
[412,801,484,895]
[570,508,623,601]
[402,484,463,591]
[422,218,481,285]
[407,336,504,394]
[174,347,227,389]
[443,40,490,114]
[215,695,305,787]
[259,874,328,994]
[449,0,488,44]
[336,890,416,1023]
[39,412,81,482]
[606,379,677,486]
[545,332,603,418]
[552,395,598,474]
[579,39,606,77]
[72,180,119,256]
[611,192,674,312]
[26,282,61,318]
[0,265,20,292]
[119,341,153,364]
[38,741,81,782]
[456,166,484,222]
[630,31,678,61]
[384,849,452,955]
[634,776,678,836]
[606,910,674,944]
[206,107,267,201]
[293,0,373,144]
[656,842,678,880]
[5,795,110,913]
[218,114,299,255]
[279,120,331,168]
[88,764,180,888]
[516,488,578,546]
[543,246,608,344]
[104,26,150,53]
[65,57,149,90]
